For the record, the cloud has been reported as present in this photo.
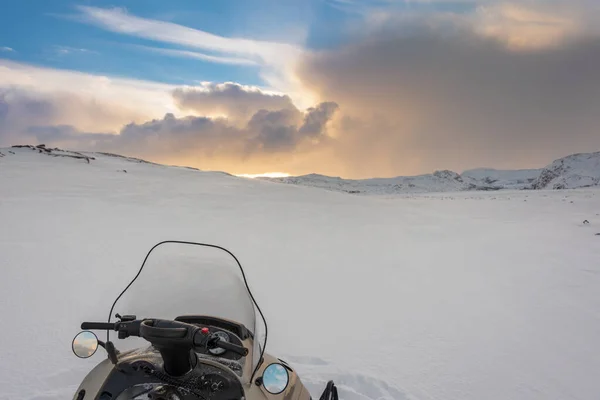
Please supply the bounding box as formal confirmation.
[53,46,98,56]
[0,47,14,52]
[0,60,178,133]
[131,45,260,66]
[173,82,296,125]
[15,102,338,167]
[296,17,600,177]
[75,6,296,60]
[470,1,600,50]
[74,6,304,96]
[0,88,149,144]
[298,102,339,136]
[339,1,600,51]
[0,60,338,174]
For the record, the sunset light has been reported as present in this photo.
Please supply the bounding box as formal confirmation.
[236,172,291,179]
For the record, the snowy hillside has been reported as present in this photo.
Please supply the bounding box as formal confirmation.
[262,171,480,195]
[262,152,600,195]
[1,145,600,400]
[461,168,541,189]
[260,170,516,195]
[532,152,600,190]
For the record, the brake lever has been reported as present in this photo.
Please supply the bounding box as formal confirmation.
[210,336,249,357]
[193,331,249,356]
[115,313,137,322]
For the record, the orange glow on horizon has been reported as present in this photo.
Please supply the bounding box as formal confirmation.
[235,172,291,179]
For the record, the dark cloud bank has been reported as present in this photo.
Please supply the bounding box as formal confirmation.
[296,26,600,176]
[1,86,339,166]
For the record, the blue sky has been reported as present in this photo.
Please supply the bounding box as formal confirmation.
[0,0,473,88]
[0,0,325,86]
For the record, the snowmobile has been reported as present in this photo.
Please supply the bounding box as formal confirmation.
[71,241,339,400]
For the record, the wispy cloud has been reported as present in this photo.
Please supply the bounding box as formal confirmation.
[325,0,454,15]
[72,6,310,106]
[75,6,301,66]
[53,46,99,56]
[326,0,383,15]
[130,44,260,66]
[471,2,596,50]
[1,46,14,52]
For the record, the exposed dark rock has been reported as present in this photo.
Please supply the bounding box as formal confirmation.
[533,165,564,189]
[96,152,157,165]
[475,186,502,191]
[433,170,461,180]
[12,144,95,163]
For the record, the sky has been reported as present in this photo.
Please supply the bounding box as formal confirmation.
[1,0,600,178]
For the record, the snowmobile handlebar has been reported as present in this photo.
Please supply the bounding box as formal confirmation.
[81,321,119,331]
[80,318,249,357]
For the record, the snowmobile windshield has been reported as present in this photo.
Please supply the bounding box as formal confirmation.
[108,241,265,377]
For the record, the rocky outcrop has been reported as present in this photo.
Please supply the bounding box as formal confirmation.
[531,152,600,190]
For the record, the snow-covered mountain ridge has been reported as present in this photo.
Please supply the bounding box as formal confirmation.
[2,145,599,195]
[531,152,600,190]
[261,151,600,195]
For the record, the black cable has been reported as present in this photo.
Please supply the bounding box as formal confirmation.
[138,363,208,400]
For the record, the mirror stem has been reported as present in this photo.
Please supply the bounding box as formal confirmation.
[98,340,119,364]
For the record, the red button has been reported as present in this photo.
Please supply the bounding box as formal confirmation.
[201,327,210,334]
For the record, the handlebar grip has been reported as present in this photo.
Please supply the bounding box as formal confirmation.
[214,338,249,356]
[140,320,188,339]
[81,322,117,330]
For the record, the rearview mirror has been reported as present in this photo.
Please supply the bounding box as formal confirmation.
[72,331,99,358]
[262,363,289,394]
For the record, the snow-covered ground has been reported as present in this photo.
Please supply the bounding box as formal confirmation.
[1,146,600,400]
